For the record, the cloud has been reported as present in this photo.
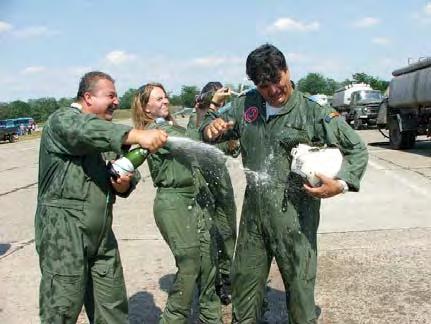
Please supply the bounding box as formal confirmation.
[372,37,390,45]
[0,21,13,33]
[13,26,60,38]
[266,17,320,33]
[20,66,46,75]
[105,50,136,65]
[353,17,380,28]
[425,3,431,16]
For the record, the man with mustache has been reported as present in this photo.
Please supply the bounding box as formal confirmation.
[201,44,368,323]
[35,71,167,323]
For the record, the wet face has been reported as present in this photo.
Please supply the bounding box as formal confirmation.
[84,78,119,121]
[256,70,292,107]
[145,87,170,118]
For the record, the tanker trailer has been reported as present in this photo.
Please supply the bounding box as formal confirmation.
[377,58,431,149]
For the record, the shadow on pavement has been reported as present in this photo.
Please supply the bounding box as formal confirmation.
[0,243,11,256]
[263,286,321,323]
[128,291,162,324]
[368,139,431,158]
[158,273,202,323]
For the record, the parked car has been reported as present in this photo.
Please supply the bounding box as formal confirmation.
[0,119,19,142]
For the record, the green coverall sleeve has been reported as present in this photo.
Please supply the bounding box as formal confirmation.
[199,98,242,143]
[321,111,369,191]
[47,109,132,156]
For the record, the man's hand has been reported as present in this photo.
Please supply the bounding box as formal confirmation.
[138,129,168,153]
[126,129,168,153]
[203,118,234,141]
[212,87,232,105]
[303,173,344,199]
[111,172,133,193]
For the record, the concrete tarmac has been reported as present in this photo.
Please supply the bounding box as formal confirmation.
[0,120,430,323]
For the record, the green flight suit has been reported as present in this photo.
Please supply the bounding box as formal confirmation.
[201,89,368,323]
[187,113,237,283]
[35,105,137,323]
[146,121,221,323]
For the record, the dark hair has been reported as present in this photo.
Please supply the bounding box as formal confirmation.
[246,44,288,86]
[195,81,223,108]
[76,71,115,100]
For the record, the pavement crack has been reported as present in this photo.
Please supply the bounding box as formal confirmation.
[0,239,34,260]
[318,226,431,235]
[371,154,431,180]
[0,182,38,197]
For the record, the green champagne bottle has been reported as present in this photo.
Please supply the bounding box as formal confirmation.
[108,147,149,179]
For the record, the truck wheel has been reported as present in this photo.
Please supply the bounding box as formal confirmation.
[9,135,18,143]
[389,119,416,149]
[353,115,363,130]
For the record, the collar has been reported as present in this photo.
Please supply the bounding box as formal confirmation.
[70,102,82,110]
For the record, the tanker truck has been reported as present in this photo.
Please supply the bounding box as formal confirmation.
[332,83,383,129]
[377,58,431,149]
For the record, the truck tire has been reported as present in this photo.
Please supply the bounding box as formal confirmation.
[353,114,363,130]
[389,119,416,149]
[8,134,18,143]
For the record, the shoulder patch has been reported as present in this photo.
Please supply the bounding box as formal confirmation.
[324,111,340,123]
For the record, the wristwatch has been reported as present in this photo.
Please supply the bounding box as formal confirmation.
[337,179,349,194]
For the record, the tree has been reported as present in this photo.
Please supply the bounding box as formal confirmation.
[57,97,74,108]
[7,100,32,119]
[297,73,337,95]
[168,93,182,106]
[119,88,137,110]
[180,85,199,108]
[28,98,59,122]
[351,73,389,92]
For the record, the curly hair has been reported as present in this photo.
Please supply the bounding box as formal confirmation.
[131,82,174,130]
[246,44,288,86]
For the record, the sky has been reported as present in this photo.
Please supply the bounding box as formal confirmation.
[1,0,431,102]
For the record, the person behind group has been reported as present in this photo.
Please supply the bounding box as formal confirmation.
[188,81,239,305]
[35,71,167,324]
[201,44,368,323]
[131,83,221,323]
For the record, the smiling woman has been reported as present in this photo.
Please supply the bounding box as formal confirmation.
[131,83,223,323]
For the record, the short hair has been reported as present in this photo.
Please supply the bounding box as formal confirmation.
[246,44,288,86]
[76,71,115,100]
[195,81,223,109]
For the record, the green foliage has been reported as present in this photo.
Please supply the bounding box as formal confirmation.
[297,72,389,94]
[168,93,182,106]
[57,97,74,108]
[180,85,199,108]
[297,73,340,95]
[6,101,32,119]
[28,98,60,122]
[351,72,389,92]
[119,88,137,110]
[0,71,390,123]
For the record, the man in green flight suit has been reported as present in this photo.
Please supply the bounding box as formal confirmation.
[201,44,368,323]
[35,71,167,323]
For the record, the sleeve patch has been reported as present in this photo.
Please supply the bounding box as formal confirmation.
[324,111,340,123]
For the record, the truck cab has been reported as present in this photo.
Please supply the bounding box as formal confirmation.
[348,90,383,129]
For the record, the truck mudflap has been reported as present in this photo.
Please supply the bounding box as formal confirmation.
[388,113,417,149]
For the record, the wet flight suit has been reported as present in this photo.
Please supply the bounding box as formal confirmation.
[201,89,368,323]
[35,105,138,323]
[146,121,221,323]
[188,113,238,293]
